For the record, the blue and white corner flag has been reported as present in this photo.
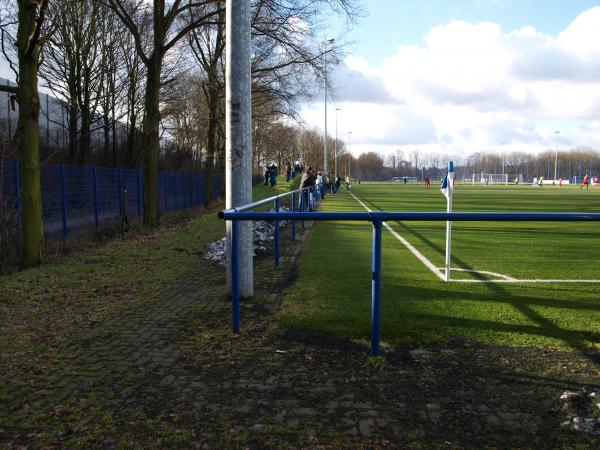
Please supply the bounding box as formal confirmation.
[440,161,454,200]
[442,161,454,282]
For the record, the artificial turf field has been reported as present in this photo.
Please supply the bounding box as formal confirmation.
[280,183,600,350]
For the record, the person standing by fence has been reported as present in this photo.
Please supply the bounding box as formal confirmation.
[300,166,315,211]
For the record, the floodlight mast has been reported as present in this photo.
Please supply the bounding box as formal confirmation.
[554,131,560,181]
[335,108,341,176]
[347,131,352,177]
[225,0,253,300]
[323,38,334,173]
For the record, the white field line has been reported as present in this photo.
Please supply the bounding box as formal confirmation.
[345,188,600,284]
[346,189,445,281]
[446,268,517,281]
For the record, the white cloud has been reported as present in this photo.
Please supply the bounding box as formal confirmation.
[303,7,600,159]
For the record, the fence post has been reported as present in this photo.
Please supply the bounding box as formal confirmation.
[174,174,178,210]
[274,197,280,267]
[232,219,240,333]
[198,174,203,206]
[136,170,142,221]
[60,164,68,239]
[92,166,99,227]
[117,168,122,216]
[371,219,383,357]
[14,161,22,235]
[301,189,305,229]
[189,174,193,208]
[163,172,168,211]
[291,192,296,242]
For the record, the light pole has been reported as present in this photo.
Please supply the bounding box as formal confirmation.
[347,131,352,177]
[501,142,506,184]
[554,130,560,181]
[323,38,334,173]
[335,108,341,176]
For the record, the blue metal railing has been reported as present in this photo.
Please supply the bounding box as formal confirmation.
[219,208,600,356]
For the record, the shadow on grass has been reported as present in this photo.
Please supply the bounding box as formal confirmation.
[348,195,600,366]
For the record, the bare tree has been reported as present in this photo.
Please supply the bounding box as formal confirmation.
[102,0,222,225]
[10,0,52,268]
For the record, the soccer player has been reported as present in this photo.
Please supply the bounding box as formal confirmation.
[580,174,590,190]
[425,176,431,190]
[559,177,563,187]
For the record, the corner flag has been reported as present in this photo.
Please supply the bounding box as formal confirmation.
[442,161,454,282]
[440,162,454,200]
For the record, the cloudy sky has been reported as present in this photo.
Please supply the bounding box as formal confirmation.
[302,0,600,159]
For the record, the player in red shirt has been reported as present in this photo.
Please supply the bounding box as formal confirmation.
[425,176,431,190]
[580,174,590,190]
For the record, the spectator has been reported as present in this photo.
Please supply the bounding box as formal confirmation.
[286,162,292,182]
[300,166,316,211]
[263,166,270,186]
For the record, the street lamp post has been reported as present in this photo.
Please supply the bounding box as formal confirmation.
[347,131,352,177]
[554,130,560,181]
[335,108,341,176]
[501,142,506,184]
[323,38,334,173]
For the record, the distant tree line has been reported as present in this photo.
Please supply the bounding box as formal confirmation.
[333,148,600,182]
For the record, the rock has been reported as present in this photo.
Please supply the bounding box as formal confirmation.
[560,391,580,400]
[203,209,293,265]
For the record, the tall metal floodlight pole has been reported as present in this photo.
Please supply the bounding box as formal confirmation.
[554,130,560,181]
[335,108,341,176]
[347,131,352,177]
[323,39,334,173]
[226,0,253,299]
[501,142,506,184]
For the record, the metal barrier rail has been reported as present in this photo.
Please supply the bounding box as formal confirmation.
[221,185,324,265]
[219,208,600,357]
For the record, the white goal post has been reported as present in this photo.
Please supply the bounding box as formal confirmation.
[471,173,512,185]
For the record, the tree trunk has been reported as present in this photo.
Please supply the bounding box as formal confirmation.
[103,115,110,165]
[78,107,91,165]
[203,83,219,204]
[68,104,78,164]
[16,0,45,268]
[142,56,162,225]
[111,114,117,167]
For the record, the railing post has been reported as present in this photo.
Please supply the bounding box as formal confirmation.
[14,161,22,236]
[136,170,142,221]
[291,192,296,241]
[275,197,280,267]
[371,219,383,357]
[92,166,99,227]
[117,168,122,216]
[60,164,68,239]
[232,219,241,333]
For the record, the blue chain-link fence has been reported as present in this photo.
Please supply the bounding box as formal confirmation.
[0,161,224,238]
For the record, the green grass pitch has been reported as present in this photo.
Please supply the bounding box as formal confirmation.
[280,183,600,349]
